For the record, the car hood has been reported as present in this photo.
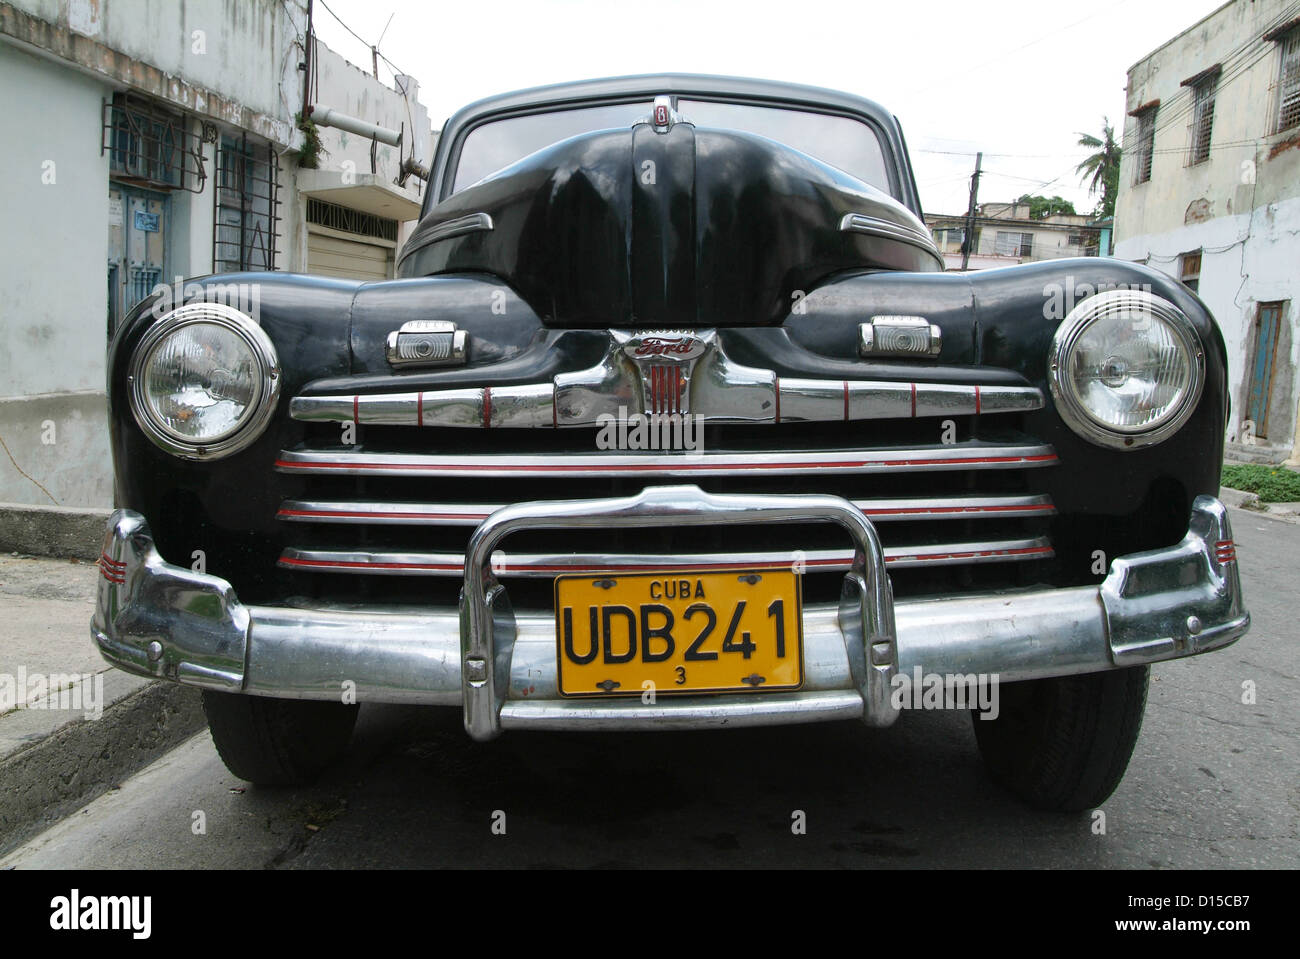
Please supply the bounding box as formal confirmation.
[397,123,942,328]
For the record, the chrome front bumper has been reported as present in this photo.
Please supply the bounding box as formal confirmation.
[92,488,1249,740]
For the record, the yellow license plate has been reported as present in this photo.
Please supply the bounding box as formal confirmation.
[554,567,803,697]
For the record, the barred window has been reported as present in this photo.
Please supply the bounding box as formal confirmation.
[1188,75,1217,164]
[995,231,1033,257]
[102,93,207,193]
[213,134,281,273]
[1278,27,1300,133]
[1133,106,1157,184]
[305,197,398,241]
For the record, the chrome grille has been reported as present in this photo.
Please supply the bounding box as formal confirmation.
[273,438,1058,593]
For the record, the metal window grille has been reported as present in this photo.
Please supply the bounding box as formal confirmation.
[1278,28,1300,133]
[101,93,207,193]
[1188,77,1216,165]
[1134,108,1156,183]
[213,134,281,273]
[305,197,398,241]
[994,231,1034,257]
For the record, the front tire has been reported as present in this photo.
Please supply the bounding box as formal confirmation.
[972,666,1149,812]
[201,690,359,786]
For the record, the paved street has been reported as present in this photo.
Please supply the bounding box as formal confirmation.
[3,506,1297,869]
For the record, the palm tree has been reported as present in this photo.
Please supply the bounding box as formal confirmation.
[1076,119,1121,219]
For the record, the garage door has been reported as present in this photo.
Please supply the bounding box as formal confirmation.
[307,225,394,281]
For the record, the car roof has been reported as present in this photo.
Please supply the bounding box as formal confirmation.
[426,73,922,215]
[441,73,901,128]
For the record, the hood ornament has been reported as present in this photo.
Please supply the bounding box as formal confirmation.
[634,95,690,135]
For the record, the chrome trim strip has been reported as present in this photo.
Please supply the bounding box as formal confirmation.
[500,690,865,730]
[295,326,1041,428]
[279,501,502,525]
[399,212,494,260]
[275,493,1057,526]
[289,378,1042,426]
[278,538,1054,576]
[93,498,1248,730]
[839,212,943,262]
[274,444,1059,477]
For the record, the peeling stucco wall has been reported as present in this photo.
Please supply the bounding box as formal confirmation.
[2,0,304,146]
[1114,0,1300,457]
[0,40,112,506]
[0,0,436,508]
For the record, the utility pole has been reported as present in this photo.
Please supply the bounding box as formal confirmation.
[961,151,983,272]
[300,0,313,119]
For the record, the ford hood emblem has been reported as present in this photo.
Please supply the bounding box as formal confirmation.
[623,332,708,362]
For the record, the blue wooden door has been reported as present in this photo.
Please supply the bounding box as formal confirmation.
[1246,302,1283,438]
[107,183,168,338]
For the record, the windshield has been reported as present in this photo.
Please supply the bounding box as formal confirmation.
[450,99,894,196]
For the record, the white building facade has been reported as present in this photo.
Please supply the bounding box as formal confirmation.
[1114,0,1300,463]
[0,0,435,509]
[928,202,1103,271]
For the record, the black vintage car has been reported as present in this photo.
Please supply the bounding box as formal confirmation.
[95,75,1248,811]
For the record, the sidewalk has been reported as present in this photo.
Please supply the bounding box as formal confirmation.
[0,552,204,854]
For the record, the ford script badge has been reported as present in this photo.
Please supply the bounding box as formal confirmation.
[623,332,708,362]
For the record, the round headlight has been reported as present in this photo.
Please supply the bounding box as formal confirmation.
[130,303,279,459]
[1049,290,1204,449]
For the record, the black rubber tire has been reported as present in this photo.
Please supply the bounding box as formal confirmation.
[971,665,1149,812]
[201,690,359,786]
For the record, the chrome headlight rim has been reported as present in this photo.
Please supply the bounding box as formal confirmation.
[129,302,280,460]
[1049,289,1205,450]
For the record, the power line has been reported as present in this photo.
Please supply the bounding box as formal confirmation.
[314,0,410,80]
[982,168,1078,185]
[911,0,1130,95]
[916,148,1090,159]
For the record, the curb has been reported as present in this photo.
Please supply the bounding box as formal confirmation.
[0,679,206,855]
[0,503,111,561]
[1222,486,1300,524]
[1219,486,1261,509]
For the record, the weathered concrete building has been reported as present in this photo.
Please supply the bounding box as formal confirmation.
[927,202,1103,271]
[0,0,435,510]
[1114,0,1300,463]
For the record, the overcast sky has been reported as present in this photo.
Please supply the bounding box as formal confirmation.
[312,0,1227,216]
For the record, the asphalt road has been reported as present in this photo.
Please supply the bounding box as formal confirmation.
[4,507,1297,869]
